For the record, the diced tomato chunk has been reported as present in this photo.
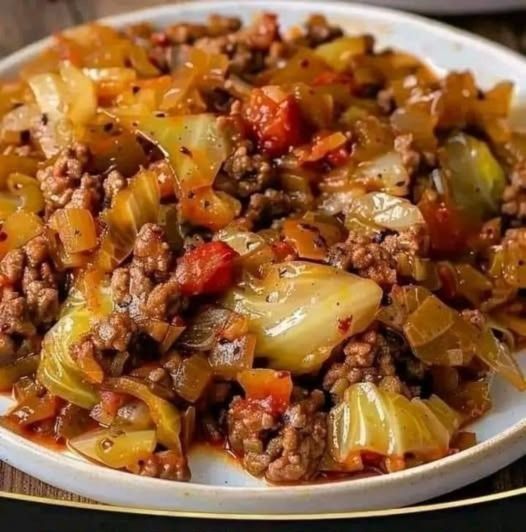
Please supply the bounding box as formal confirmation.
[243,88,304,156]
[100,391,128,419]
[238,369,293,415]
[175,241,239,296]
[271,240,296,262]
[326,145,350,167]
[418,196,472,255]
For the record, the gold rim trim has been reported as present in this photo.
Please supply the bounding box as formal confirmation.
[0,487,525,520]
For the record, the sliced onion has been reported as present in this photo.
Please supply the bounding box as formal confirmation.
[178,307,232,351]
[172,355,212,403]
[345,192,425,233]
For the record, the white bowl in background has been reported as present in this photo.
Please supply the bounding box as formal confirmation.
[364,0,525,15]
[0,0,525,515]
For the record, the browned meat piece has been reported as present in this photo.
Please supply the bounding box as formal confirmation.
[394,133,421,175]
[303,14,343,46]
[91,312,136,352]
[322,325,421,401]
[66,173,104,212]
[103,170,127,204]
[36,144,90,215]
[382,225,429,264]
[0,234,61,332]
[217,139,275,198]
[137,450,190,481]
[111,267,132,307]
[243,189,292,229]
[144,277,182,321]
[133,223,173,279]
[227,399,278,456]
[460,309,486,329]
[502,160,526,225]
[327,226,428,287]
[0,249,25,284]
[73,224,184,370]
[193,13,281,77]
[227,389,327,482]
[327,231,397,287]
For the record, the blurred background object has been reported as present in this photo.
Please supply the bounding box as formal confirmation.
[366,0,525,15]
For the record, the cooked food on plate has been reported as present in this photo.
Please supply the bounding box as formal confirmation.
[0,11,524,484]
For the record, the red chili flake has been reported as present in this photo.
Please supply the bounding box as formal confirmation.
[338,316,353,334]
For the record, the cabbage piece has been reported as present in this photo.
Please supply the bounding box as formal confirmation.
[37,286,113,409]
[353,151,410,196]
[105,376,182,452]
[441,132,505,221]
[315,36,370,72]
[96,169,160,271]
[29,64,97,157]
[114,113,229,195]
[215,225,274,272]
[329,383,461,465]
[69,428,156,470]
[223,261,382,373]
[345,192,425,234]
[403,295,476,366]
[0,211,43,258]
[476,328,526,391]
[0,355,39,392]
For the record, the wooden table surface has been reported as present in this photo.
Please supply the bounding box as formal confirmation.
[1,0,526,506]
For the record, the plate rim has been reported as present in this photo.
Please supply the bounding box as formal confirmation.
[0,0,525,511]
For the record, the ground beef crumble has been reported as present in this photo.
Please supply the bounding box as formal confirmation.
[217,139,275,198]
[327,230,397,286]
[0,234,61,364]
[327,226,428,287]
[71,224,185,373]
[322,325,422,402]
[227,388,327,482]
[502,160,526,225]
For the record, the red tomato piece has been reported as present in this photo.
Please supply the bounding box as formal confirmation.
[418,197,472,255]
[238,369,293,415]
[326,145,350,167]
[271,240,296,262]
[175,241,239,296]
[243,88,304,156]
[100,391,128,420]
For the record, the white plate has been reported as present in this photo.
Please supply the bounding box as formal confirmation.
[1,0,526,515]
